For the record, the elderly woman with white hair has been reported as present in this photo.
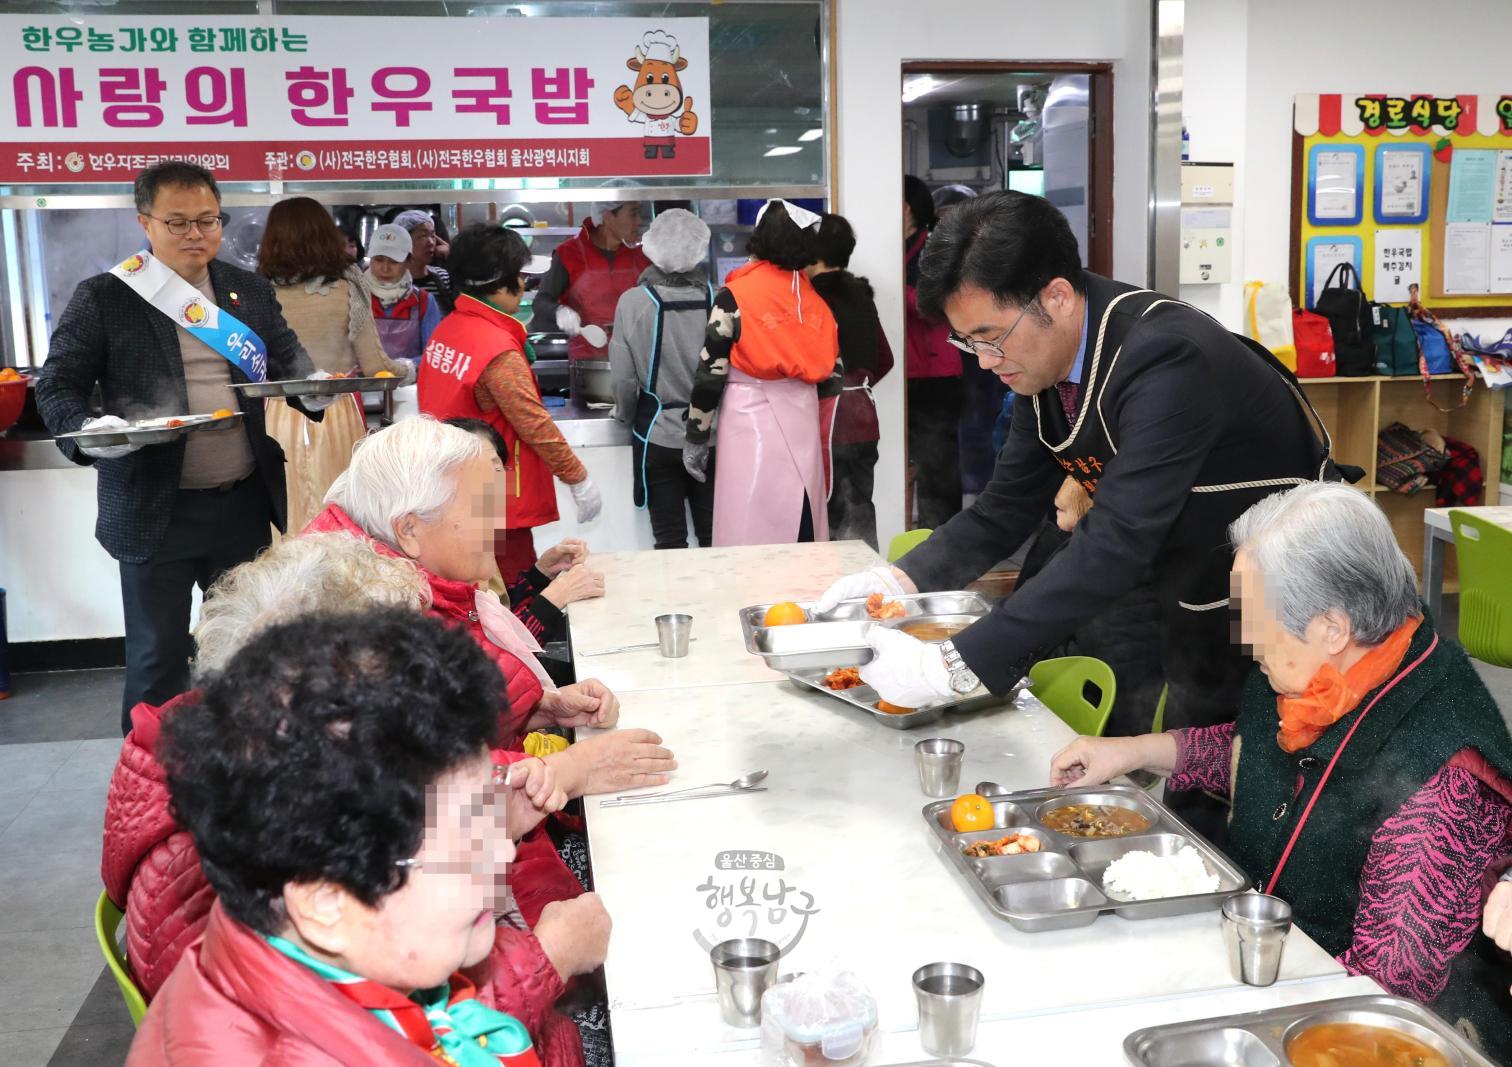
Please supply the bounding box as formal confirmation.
[102,535,610,1067]
[306,417,675,919]
[1051,482,1512,1056]
[608,207,715,548]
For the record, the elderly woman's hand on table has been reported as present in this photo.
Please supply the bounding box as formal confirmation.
[534,893,612,983]
[540,563,605,610]
[1049,733,1176,788]
[498,757,568,840]
[534,678,620,729]
[536,538,589,577]
[1483,879,1512,958]
[543,728,677,797]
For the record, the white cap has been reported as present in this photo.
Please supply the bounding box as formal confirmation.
[366,224,412,263]
[642,209,710,274]
[637,30,681,67]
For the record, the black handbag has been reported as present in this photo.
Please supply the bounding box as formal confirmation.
[1314,262,1375,376]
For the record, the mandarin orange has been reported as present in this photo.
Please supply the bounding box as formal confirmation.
[950,794,994,833]
[762,601,807,627]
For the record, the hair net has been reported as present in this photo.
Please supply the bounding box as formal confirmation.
[392,209,435,232]
[641,209,710,274]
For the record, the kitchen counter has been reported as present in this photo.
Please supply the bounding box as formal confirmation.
[546,397,630,449]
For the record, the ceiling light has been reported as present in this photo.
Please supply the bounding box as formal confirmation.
[764,146,803,157]
[798,128,824,142]
[902,76,938,103]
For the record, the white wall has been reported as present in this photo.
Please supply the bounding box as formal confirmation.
[1182,0,1512,330]
[834,0,1153,554]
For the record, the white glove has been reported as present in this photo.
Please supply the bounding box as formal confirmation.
[569,476,602,523]
[76,415,141,459]
[814,564,908,616]
[858,625,955,709]
[556,306,583,337]
[399,359,418,385]
[300,370,338,412]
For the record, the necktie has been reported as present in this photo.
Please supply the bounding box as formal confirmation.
[1056,380,1080,422]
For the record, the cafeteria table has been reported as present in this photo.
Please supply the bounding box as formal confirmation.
[1421,505,1512,621]
[569,543,1348,1066]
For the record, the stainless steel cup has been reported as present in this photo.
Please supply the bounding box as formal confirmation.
[912,961,984,1056]
[914,738,965,797]
[655,613,693,658]
[710,938,779,1027]
[1222,893,1292,986]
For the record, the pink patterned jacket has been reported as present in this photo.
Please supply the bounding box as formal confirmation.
[1172,723,1512,1003]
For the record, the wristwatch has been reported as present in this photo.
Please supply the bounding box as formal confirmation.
[939,639,980,695]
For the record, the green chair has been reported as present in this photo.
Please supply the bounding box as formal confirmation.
[887,528,932,563]
[1450,510,1512,668]
[1027,655,1117,737]
[94,890,148,1027]
[1151,683,1168,735]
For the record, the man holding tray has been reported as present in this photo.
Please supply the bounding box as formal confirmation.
[37,161,329,733]
[819,191,1348,835]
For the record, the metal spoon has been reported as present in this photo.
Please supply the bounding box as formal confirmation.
[614,770,769,803]
[579,638,697,657]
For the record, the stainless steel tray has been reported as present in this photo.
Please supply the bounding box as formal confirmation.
[55,411,243,447]
[739,592,991,672]
[229,374,402,398]
[1124,993,1495,1066]
[924,783,1248,932]
[785,666,1010,729]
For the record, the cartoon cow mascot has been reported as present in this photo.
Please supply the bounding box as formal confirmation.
[614,30,699,159]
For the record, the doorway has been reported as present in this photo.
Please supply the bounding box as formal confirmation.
[899,62,1113,535]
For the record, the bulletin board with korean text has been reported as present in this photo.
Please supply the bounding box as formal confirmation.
[1290,93,1512,316]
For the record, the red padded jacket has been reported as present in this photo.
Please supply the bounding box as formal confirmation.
[129,902,581,1067]
[100,707,580,1063]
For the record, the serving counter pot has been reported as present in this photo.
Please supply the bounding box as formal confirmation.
[1123,994,1493,1066]
[923,783,1248,932]
[229,375,402,398]
[54,411,243,447]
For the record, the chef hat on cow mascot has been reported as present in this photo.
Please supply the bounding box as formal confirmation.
[642,209,710,275]
[638,29,681,66]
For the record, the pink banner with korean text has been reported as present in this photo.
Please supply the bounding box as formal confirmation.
[1,15,711,183]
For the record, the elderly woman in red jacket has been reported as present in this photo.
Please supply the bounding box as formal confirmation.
[102,535,594,1066]
[129,608,586,1064]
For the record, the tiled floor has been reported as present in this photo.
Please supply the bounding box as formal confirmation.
[2,616,1511,1066]
[0,669,135,1066]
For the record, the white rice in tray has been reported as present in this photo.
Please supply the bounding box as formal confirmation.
[1101,846,1219,901]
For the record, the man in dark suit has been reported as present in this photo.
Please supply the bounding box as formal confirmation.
[819,191,1343,835]
[36,161,327,733]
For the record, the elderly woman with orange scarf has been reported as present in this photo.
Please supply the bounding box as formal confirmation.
[1050,482,1512,1059]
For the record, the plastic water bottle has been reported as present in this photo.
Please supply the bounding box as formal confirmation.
[1181,125,1191,162]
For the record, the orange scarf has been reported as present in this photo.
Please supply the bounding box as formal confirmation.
[1275,616,1421,753]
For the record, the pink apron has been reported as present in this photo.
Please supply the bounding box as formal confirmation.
[713,367,830,546]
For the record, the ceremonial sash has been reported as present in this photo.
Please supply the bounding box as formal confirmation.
[110,250,268,382]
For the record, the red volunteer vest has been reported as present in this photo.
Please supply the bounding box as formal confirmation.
[724,259,838,383]
[557,221,652,360]
[418,295,559,529]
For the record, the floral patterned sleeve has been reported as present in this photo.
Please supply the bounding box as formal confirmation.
[1338,764,1510,1002]
[1167,722,1237,795]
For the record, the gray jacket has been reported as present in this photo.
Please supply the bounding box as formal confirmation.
[608,265,710,449]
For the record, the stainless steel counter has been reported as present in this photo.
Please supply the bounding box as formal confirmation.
[547,398,631,449]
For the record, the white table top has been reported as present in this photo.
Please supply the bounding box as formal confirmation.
[582,680,1342,1063]
[1423,504,1512,535]
[613,974,1385,1067]
[567,541,878,693]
